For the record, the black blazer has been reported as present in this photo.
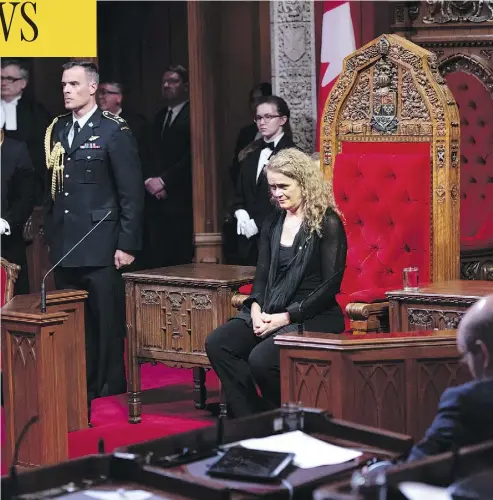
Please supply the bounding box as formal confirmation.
[232,134,295,231]
[229,123,259,186]
[148,102,191,215]
[1,136,35,256]
[120,108,150,170]
[4,96,51,203]
[245,208,347,333]
[407,377,493,461]
[43,108,144,267]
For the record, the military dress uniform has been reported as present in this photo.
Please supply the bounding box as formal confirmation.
[44,108,144,403]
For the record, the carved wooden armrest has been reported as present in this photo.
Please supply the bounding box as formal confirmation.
[231,293,248,309]
[346,301,390,335]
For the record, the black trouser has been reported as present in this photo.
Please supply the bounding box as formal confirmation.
[54,266,126,402]
[205,318,282,418]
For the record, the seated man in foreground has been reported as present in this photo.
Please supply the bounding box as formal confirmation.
[408,295,493,461]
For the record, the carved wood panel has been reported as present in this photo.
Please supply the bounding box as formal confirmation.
[416,359,471,439]
[138,286,214,355]
[290,359,332,410]
[408,307,465,330]
[352,361,406,434]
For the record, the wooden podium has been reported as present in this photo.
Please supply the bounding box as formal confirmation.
[1,290,88,468]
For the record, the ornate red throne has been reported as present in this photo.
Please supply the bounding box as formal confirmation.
[393,1,493,280]
[320,34,461,333]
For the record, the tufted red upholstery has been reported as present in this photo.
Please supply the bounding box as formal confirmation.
[445,71,493,251]
[334,142,431,319]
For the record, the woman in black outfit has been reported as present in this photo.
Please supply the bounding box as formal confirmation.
[206,148,347,418]
[231,95,296,266]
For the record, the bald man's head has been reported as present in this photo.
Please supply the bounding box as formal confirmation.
[457,295,493,379]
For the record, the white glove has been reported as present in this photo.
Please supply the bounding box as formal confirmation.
[0,218,11,236]
[235,209,250,236]
[243,219,258,239]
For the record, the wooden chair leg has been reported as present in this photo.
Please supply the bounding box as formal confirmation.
[192,367,207,409]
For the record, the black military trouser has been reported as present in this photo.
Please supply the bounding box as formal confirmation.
[54,266,127,403]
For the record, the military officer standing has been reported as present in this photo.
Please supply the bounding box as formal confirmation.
[44,61,144,408]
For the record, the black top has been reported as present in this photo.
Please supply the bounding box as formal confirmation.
[278,244,294,275]
[242,208,347,333]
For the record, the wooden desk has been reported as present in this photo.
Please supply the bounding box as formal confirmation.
[276,330,470,441]
[123,264,255,423]
[1,408,412,500]
[117,408,412,499]
[386,280,492,332]
[314,440,493,500]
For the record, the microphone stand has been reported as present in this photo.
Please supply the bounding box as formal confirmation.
[8,415,39,499]
[41,210,112,312]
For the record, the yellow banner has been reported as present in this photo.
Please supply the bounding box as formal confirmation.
[0,0,97,57]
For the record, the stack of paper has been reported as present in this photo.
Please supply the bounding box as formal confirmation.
[237,430,362,469]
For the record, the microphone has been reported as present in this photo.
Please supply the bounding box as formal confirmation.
[41,210,112,312]
[9,415,39,499]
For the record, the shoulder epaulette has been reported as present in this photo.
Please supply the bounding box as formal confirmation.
[102,110,130,130]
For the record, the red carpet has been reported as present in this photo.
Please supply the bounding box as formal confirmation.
[2,364,218,473]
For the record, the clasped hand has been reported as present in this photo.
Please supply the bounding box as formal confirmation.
[251,303,290,338]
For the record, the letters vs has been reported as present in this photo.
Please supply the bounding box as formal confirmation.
[0,2,38,42]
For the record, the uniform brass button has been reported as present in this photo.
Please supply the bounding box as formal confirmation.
[65,174,70,178]
[65,192,69,196]
[65,209,69,214]
[87,156,91,159]
[67,157,71,161]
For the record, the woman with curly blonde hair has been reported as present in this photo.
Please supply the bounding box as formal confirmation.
[206,148,347,418]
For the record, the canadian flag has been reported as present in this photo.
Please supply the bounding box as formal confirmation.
[316,1,356,150]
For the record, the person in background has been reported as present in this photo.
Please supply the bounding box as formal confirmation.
[207,148,347,418]
[97,81,150,169]
[231,95,296,266]
[1,59,51,204]
[0,103,35,295]
[407,294,493,461]
[144,65,192,268]
[229,82,272,187]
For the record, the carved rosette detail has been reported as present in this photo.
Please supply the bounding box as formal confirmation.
[436,184,446,203]
[167,292,184,309]
[191,293,212,310]
[141,289,160,305]
[436,144,446,167]
[423,1,493,24]
[438,311,464,329]
[408,309,432,328]
[450,184,460,204]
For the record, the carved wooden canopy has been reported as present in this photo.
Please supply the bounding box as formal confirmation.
[320,34,461,282]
